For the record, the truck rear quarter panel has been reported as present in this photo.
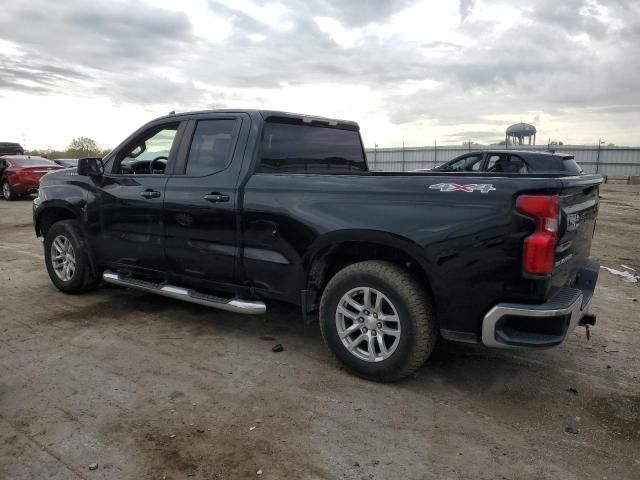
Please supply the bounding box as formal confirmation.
[242,173,563,338]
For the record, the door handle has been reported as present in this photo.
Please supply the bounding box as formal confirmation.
[203,193,230,203]
[140,189,161,199]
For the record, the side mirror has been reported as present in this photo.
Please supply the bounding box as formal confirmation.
[77,157,104,177]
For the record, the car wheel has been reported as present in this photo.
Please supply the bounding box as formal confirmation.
[44,220,101,294]
[319,261,437,382]
[2,181,16,200]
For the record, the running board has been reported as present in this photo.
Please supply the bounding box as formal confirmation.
[102,271,266,315]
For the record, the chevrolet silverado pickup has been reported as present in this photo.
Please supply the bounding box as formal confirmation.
[33,110,602,381]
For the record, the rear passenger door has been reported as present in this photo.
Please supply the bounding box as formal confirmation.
[163,113,250,290]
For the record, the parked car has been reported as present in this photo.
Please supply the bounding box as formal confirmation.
[53,158,79,168]
[0,156,64,200]
[415,150,584,174]
[0,142,24,156]
[33,110,602,381]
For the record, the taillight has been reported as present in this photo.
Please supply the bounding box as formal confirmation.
[516,195,560,276]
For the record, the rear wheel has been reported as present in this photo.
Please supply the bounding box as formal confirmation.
[319,261,437,382]
[2,181,16,201]
[44,220,101,294]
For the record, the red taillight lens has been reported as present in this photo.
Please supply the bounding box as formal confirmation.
[517,195,560,276]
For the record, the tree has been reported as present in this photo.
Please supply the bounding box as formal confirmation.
[67,137,101,157]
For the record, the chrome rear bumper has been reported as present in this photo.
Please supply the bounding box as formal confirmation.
[482,261,599,348]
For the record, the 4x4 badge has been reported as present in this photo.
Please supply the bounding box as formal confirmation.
[429,183,496,193]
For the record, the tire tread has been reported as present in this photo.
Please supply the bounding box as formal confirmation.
[319,260,436,382]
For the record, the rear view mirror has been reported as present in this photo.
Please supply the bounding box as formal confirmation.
[77,157,104,177]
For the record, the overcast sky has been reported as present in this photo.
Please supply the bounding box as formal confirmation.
[0,0,639,150]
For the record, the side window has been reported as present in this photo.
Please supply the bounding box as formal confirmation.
[488,154,527,173]
[115,124,179,175]
[185,120,237,176]
[505,155,528,173]
[448,154,482,172]
[486,154,501,171]
[259,122,366,173]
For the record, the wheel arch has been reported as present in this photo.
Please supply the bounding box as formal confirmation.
[303,230,437,312]
[35,202,81,238]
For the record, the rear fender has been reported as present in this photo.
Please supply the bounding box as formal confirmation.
[303,229,438,307]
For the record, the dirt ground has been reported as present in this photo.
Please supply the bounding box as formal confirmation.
[1,184,638,480]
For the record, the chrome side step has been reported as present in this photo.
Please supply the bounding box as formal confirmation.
[102,271,266,315]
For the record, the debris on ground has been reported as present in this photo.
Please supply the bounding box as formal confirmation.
[565,422,579,435]
[600,266,639,283]
[566,387,578,395]
[257,469,263,475]
[168,433,177,439]
[88,463,99,471]
[621,264,636,271]
[249,426,257,431]
[605,345,621,353]
[272,343,284,352]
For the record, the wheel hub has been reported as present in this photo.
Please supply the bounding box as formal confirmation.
[335,287,402,363]
[51,235,76,282]
[364,315,378,331]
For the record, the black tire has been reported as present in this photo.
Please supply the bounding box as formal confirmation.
[319,261,437,382]
[44,220,101,294]
[2,181,17,201]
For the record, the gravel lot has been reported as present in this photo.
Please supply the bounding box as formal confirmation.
[1,184,639,480]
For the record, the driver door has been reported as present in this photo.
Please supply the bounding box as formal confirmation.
[88,121,184,276]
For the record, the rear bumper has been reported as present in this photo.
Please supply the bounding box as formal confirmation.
[482,260,599,348]
[11,180,39,194]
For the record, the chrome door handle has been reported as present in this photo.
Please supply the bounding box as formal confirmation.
[203,193,230,203]
[140,190,161,199]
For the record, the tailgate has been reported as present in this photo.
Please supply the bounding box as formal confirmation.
[552,175,602,288]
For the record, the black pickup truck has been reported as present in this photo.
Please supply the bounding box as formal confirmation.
[33,110,602,381]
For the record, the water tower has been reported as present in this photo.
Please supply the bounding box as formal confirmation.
[506,123,536,146]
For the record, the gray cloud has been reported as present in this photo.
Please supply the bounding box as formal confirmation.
[385,0,640,128]
[0,0,195,73]
[281,0,415,26]
[0,0,638,144]
[459,0,475,23]
[0,52,88,96]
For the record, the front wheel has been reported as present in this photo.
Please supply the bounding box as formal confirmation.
[2,181,17,200]
[319,261,437,382]
[44,220,101,294]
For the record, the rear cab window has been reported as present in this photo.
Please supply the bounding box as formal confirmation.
[258,121,367,173]
[444,154,483,172]
[487,154,528,173]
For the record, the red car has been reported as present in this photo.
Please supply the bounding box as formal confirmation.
[0,156,64,200]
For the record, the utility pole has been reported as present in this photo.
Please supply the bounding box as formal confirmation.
[373,143,378,171]
[401,142,405,172]
[434,140,437,168]
[596,138,604,174]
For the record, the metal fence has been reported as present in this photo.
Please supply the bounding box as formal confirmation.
[365,145,640,177]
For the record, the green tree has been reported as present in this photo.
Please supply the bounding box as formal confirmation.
[67,137,101,157]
